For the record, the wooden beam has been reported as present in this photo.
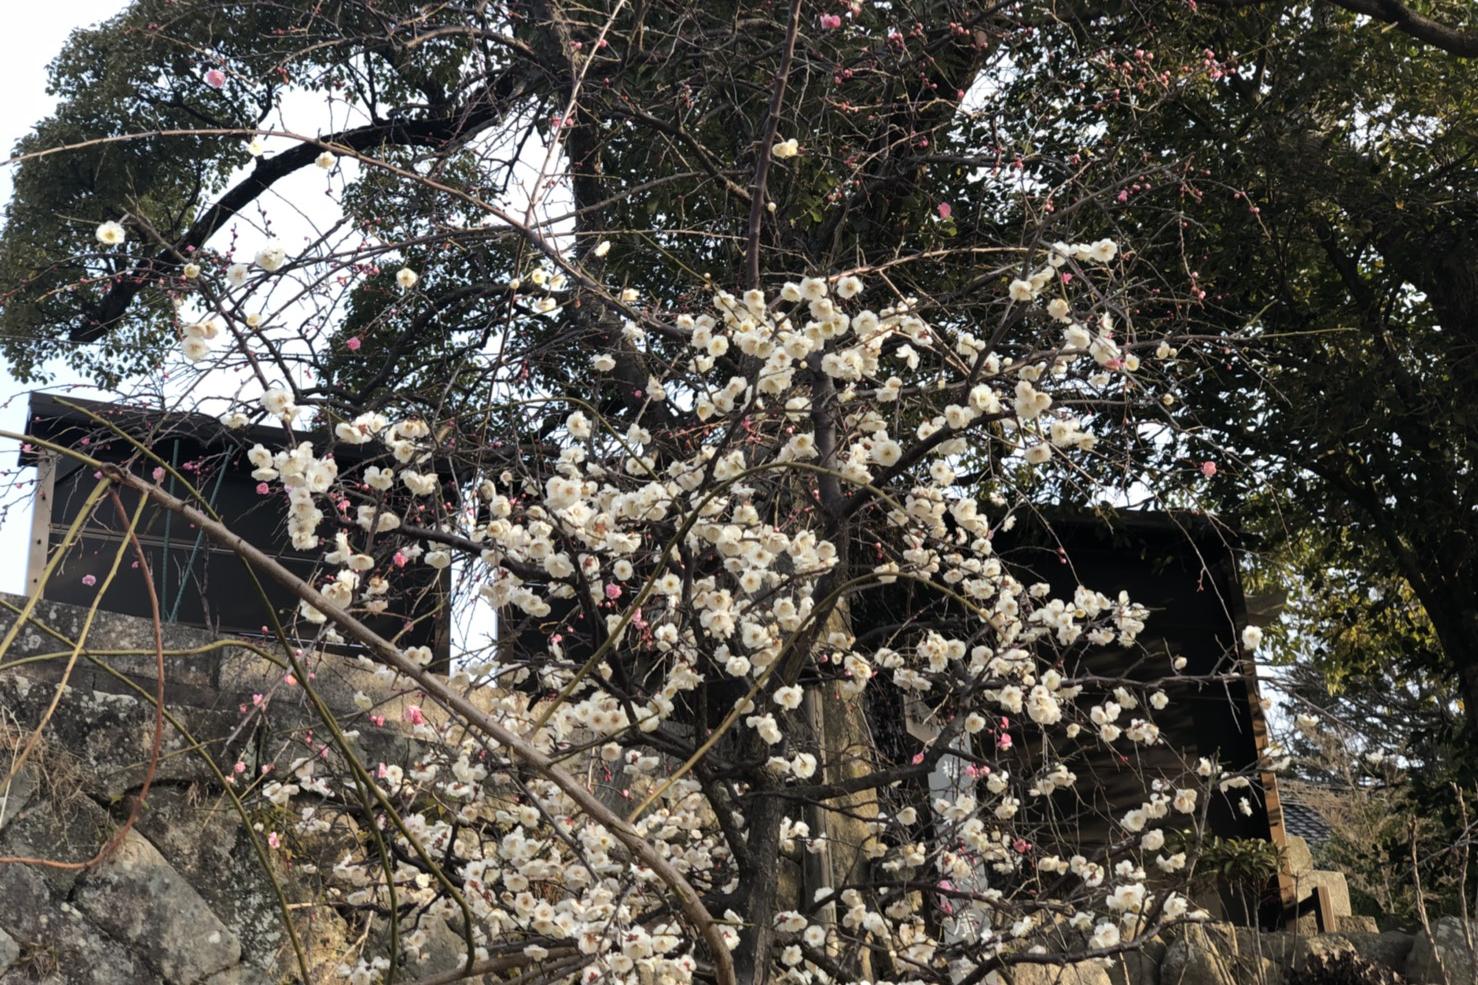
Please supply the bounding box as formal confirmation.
[1314,883,1334,934]
[25,451,56,595]
[1216,546,1298,923]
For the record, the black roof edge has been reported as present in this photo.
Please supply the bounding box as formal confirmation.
[18,392,454,475]
[1010,503,1247,551]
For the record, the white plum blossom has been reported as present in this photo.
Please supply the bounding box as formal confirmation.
[181,336,210,363]
[260,388,295,420]
[773,685,803,711]
[254,241,288,272]
[95,220,126,245]
[192,246,1232,982]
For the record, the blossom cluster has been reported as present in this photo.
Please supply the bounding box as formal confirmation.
[207,242,1255,985]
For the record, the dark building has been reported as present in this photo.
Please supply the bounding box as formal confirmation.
[20,393,1298,923]
[20,393,450,660]
[858,509,1296,924]
[507,503,1298,924]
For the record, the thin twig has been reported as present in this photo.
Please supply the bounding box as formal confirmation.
[99,463,739,985]
[745,0,804,289]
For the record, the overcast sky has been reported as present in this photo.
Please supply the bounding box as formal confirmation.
[0,3,130,593]
[0,5,507,656]
[0,4,130,204]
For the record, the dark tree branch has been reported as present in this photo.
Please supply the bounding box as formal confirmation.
[73,72,532,343]
[1327,0,1478,55]
[744,0,804,290]
[1213,0,1478,57]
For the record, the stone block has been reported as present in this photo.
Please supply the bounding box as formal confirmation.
[1161,938,1275,985]
[1283,835,1314,877]
[401,914,480,982]
[0,673,232,802]
[0,785,114,898]
[1291,869,1352,934]
[1106,937,1164,985]
[72,829,242,983]
[0,859,57,945]
[128,785,293,976]
[201,966,272,985]
[1324,931,1415,974]
[1160,924,1297,985]
[0,764,38,833]
[1407,916,1478,985]
[1335,915,1380,933]
[0,906,158,985]
[1291,934,1362,973]
[0,929,17,975]
[1005,959,1114,985]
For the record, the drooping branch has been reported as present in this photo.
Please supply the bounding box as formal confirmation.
[1212,0,1478,56]
[745,0,804,290]
[98,463,739,985]
[74,71,534,343]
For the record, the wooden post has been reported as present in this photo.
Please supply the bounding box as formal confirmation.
[1313,884,1334,933]
[1246,665,1298,916]
[25,451,56,596]
[1222,550,1298,923]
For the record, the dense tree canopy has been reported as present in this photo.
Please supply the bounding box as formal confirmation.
[4,0,1478,982]
[1072,4,1478,745]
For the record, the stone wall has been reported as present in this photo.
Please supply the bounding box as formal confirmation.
[1116,918,1472,985]
[1,594,1474,984]
[0,594,446,985]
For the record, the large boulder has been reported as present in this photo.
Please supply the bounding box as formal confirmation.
[1004,959,1114,985]
[1160,924,1294,985]
[71,829,243,984]
[1406,917,1478,985]
[1106,937,1165,985]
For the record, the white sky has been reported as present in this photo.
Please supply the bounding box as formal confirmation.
[0,5,546,660]
[0,5,395,593]
[0,3,132,593]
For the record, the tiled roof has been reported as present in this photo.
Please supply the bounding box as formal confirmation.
[1282,799,1334,847]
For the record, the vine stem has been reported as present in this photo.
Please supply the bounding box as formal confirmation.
[100,463,738,985]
